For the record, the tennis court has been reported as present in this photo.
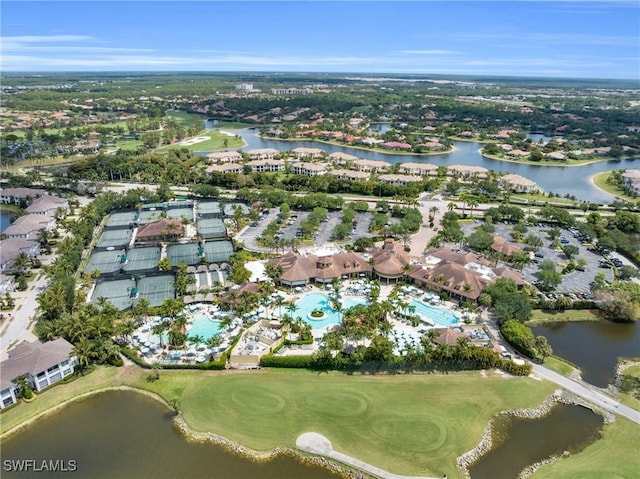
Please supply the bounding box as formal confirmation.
[96,229,133,249]
[84,250,125,276]
[105,211,137,229]
[92,279,135,310]
[165,207,193,220]
[121,247,161,273]
[137,275,175,307]
[197,201,222,217]
[137,210,162,225]
[204,240,234,264]
[167,200,193,210]
[197,218,227,239]
[223,202,249,217]
[167,243,202,266]
[141,203,165,211]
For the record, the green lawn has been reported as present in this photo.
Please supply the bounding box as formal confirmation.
[530,417,640,479]
[166,109,206,128]
[156,130,244,153]
[619,364,640,410]
[176,369,556,477]
[2,366,637,479]
[115,138,144,151]
[528,309,602,325]
[592,172,637,202]
[543,356,578,377]
[510,193,579,206]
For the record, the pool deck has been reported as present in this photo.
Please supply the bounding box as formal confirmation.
[296,432,441,479]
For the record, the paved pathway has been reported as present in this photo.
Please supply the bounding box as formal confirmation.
[531,364,640,424]
[296,432,441,479]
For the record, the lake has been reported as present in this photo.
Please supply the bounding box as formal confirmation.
[532,320,640,388]
[1,210,12,233]
[469,403,603,479]
[1,391,341,479]
[205,125,639,204]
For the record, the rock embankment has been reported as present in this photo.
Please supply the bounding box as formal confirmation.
[173,416,367,479]
[456,389,612,479]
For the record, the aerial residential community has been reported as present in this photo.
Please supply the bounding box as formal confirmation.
[1,2,639,479]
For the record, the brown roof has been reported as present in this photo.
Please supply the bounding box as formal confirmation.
[369,239,413,278]
[491,236,523,257]
[424,247,487,266]
[1,339,74,389]
[136,219,184,240]
[271,252,371,283]
[432,327,465,346]
[408,261,487,300]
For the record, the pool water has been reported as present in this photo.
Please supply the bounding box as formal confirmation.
[294,292,366,330]
[406,300,459,328]
[187,314,222,340]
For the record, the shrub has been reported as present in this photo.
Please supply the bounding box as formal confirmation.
[259,355,314,368]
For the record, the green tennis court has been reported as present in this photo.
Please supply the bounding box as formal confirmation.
[122,247,161,273]
[203,240,234,264]
[167,243,202,266]
[166,207,193,220]
[223,202,249,217]
[96,229,132,249]
[137,210,162,225]
[92,279,135,310]
[137,275,175,307]
[84,250,125,276]
[197,218,227,239]
[197,201,222,217]
[105,211,137,229]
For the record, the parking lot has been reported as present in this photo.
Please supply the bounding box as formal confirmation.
[460,221,614,294]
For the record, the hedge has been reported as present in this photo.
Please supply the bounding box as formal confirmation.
[120,347,226,370]
[259,355,314,368]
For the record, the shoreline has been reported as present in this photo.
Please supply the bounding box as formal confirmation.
[479,150,634,168]
[257,133,456,157]
[589,171,636,202]
[0,384,367,479]
[456,389,613,479]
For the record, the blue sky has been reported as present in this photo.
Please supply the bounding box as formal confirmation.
[1,1,639,79]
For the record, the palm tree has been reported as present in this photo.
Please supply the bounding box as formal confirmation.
[73,337,94,372]
[152,321,169,349]
[219,315,234,331]
[11,252,30,275]
[188,334,205,349]
[207,335,223,349]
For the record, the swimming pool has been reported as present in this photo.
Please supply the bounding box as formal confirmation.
[406,300,459,328]
[187,314,222,340]
[294,292,366,330]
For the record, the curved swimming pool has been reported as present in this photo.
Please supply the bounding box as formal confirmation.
[294,292,366,330]
[187,314,222,340]
[406,300,459,328]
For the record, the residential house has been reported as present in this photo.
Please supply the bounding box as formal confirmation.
[0,274,15,295]
[290,147,324,159]
[246,148,279,160]
[546,151,566,161]
[207,163,243,174]
[621,169,640,195]
[246,159,285,173]
[447,165,488,180]
[506,149,529,159]
[0,238,40,273]
[329,169,370,181]
[3,215,55,240]
[328,152,358,165]
[0,188,46,206]
[25,195,69,216]
[499,173,538,192]
[353,159,391,173]
[378,174,423,187]
[398,163,438,177]
[291,162,328,176]
[1,339,77,409]
[381,141,412,151]
[206,151,243,163]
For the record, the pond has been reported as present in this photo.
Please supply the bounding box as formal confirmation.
[1,210,13,233]
[1,391,342,479]
[532,320,640,388]
[469,403,604,479]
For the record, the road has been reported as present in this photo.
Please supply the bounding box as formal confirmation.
[531,363,640,424]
